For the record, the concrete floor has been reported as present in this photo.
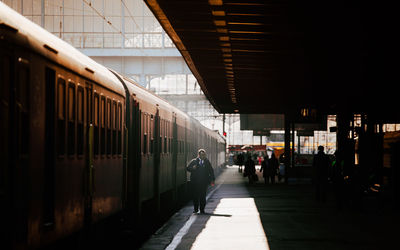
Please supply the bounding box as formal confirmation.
[140,165,398,250]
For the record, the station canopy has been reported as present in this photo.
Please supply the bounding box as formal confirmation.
[145,0,397,121]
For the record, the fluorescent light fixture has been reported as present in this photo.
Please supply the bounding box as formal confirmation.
[212,10,225,16]
[214,20,226,26]
[209,0,223,6]
[228,22,263,26]
[219,36,230,41]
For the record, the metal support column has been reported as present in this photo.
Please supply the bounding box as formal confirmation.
[291,122,295,167]
[222,113,225,136]
[298,134,301,155]
[284,114,291,184]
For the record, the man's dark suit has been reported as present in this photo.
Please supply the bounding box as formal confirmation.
[187,157,215,212]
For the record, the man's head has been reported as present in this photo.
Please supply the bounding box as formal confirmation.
[318,145,324,152]
[198,149,206,160]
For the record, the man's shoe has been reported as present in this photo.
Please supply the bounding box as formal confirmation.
[193,210,199,213]
[200,210,205,214]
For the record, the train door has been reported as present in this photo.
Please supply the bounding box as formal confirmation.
[172,114,178,187]
[0,47,13,249]
[6,51,31,248]
[154,108,161,213]
[130,98,141,220]
[172,114,178,194]
[43,67,56,231]
[85,84,93,226]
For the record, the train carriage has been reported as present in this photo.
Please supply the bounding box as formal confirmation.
[0,2,226,249]
[0,2,127,248]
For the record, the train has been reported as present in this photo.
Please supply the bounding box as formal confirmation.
[0,2,226,249]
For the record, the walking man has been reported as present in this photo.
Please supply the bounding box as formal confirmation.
[187,149,215,213]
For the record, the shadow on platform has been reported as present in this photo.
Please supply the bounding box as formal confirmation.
[140,166,399,250]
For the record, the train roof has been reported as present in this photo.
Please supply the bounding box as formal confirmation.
[0,2,125,96]
[111,70,190,120]
[110,71,224,142]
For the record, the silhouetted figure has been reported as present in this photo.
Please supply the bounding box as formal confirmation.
[331,150,345,210]
[313,145,331,202]
[260,155,270,184]
[237,153,244,173]
[187,149,215,213]
[279,152,286,164]
[268,153,279,184]
[278,162,285,182]
[244,154,256,184]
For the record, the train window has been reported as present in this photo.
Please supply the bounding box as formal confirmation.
[107,99,111,155]
[141,113,144,154]
[100,96,106,155]
[150,115,154,154]
[86,86,92,124]
[150,138,154,154]
[143,134,148,154]
[57,81,65,120]
[181,141,183,154]
[118,103,122,155]
[77,87,84,155]
[77,88,83,123]
[147,115,150,154]
[144,114,149,154]
[168,122,170,153]
[158,135,161,153]
[44,67,55,226]
[94,94,99,156]
[16,66,29,111]
[94,95,99,126]
[67,83,75,156]
[57,78,66,155]
[16,65,30,155]
[112,101,117,155]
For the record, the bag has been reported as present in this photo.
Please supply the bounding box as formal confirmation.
[253,174,258,181]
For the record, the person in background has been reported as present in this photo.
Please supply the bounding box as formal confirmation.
[237,152,244,173]
[268,153,279,183]
[244,153,256,184]
[312,145,331,202]
[331,150,345,210]
[260,155,269,184]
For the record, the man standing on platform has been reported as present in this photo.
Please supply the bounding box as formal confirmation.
[312,145,331,202]
[187,149,215,214]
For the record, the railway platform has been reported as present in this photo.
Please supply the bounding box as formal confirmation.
[140,165,398,250]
